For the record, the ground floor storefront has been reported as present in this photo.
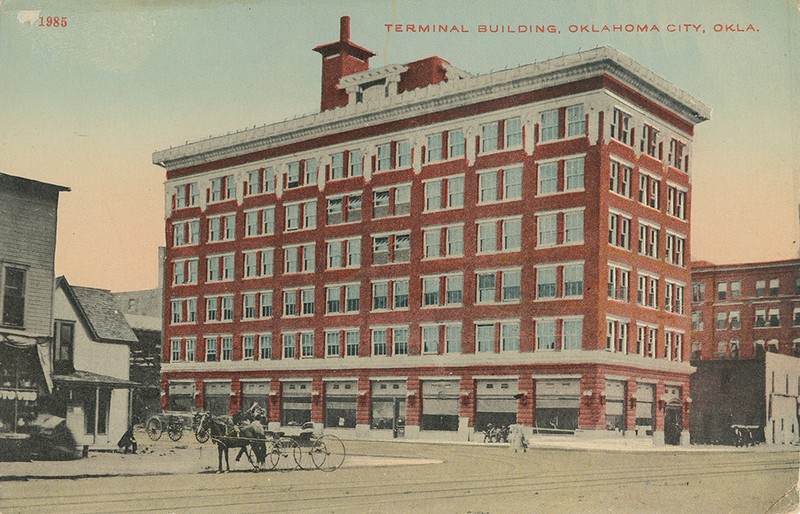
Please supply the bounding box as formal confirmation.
[162,362,693,445]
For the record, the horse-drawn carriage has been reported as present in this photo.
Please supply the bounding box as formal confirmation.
[194,411,346,473]
[144,411,200,442]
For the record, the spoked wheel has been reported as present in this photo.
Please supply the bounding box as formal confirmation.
[167,422,183,441]
[195,427,209,443]
[311,435,345,471]
[268,440,297,471]
[146,417,163,441]
[293,441,313,470]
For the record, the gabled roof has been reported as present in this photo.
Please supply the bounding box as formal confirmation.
[56,277,138,344]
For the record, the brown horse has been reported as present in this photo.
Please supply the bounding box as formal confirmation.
[197,411,266,472]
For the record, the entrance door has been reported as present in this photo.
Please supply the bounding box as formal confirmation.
[664,404,682,445]
[392,398,405,439]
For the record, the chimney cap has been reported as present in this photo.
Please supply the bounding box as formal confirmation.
[313,16,376,60]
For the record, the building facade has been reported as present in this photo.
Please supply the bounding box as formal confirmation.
[50,277,138,449]
[154,18,710,444]
[0,173,68,437]
[690,259,800,445]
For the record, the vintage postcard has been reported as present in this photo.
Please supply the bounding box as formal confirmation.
[0,0,798,512]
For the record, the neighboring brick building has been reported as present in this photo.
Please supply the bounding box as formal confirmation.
[689,258,800,445]
[153,17,710,444]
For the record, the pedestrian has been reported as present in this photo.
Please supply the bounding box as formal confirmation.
[117,425,137,454]
[509,424,526,453]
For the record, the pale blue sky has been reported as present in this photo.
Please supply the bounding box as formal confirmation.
[1,0,797,290]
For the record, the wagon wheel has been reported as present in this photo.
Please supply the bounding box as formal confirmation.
[269,439,298,471]
[293,440,312,470]
[266,440,281,470]
[167,421,184,441]
[195,427,209,443]
[146,417,163,441]
[311,435,345,472]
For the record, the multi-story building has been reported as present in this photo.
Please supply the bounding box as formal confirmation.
[0,172,69,437]
[153,17,710,444]
[689,259,800,445]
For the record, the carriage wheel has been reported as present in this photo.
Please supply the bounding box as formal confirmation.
[146,417,163,441]
[269,439,298,471]
[167,422,183,441]
[195,427,209,443]
[293,441,312,470]
[311,435,345,472]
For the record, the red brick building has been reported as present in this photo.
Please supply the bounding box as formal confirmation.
[689,259,800,446]
[153,17,710,444]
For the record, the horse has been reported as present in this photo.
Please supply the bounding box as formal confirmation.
[196,411,266,473]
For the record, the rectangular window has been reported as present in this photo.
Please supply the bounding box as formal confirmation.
[502,270,521,302]
[393,279,409,308]
[476,324,494,352]
[448,176,464,208]
[205,337,217,362]
[260,291,273,318]
[372,282,388,310]
[446,275,463,305]
[566,105,585,137]
[349,150,363,177]
[393,328,409,355]
[610,161,632,197]
[445,325,461,353]
[540,109,559,142]
[326,286,341,314]
[345,284,360,312]
[477,273,496,303]
[501,322,520,351]
[504,167,523,199]
[259,334,271,359]
[564,264,584,297]
[477,222,497,254]
[301,332,314,358]
[221,337,233,361]
[330,153,344,180]
[537,267,556,299]
[426,133,443,163]
[537,214,557,246]
[283,334,295,359]
[372,329,388,356]
[564,211,584,243]
[283,290,297,317]
[479,172,498,203]
[565,158,585,191]
[425,180,442,211]
[422,277,440,307]
[305,159,318,187]
[326,332,340,357]
[505,117,522,148]
[481,122,499,153]
[536,320,556,350]
[422,326,439,354]
[345,330,359,356]
[448,129,465,158]
[563,319,582,350]
[502,219,521,251]
[769,279,780,296]
[538,162,558,195]
[301,288,315,316]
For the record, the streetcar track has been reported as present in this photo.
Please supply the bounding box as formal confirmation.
[2,457,796,513]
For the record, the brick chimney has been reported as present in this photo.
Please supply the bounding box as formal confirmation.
[313,16,376,111]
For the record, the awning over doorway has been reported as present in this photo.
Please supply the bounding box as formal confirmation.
[0,330,53,392]
[52,370,138,389]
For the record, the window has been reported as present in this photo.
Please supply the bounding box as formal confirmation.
[610,160,632,198]
[372,329,388,356]
[769,278,780,296]
[768,308,780,327]
[172,258,198,286]
[448,129,465,158]
[730,281,741,299]
[540,109,558,142]
[206,254,234,283]
[504,167,523,199]
[285,159,317,189]
[665,233,686,267]
[346,284,360,312]
[664,282,685,314]
[502,270,521,302]
[501,322,520,351]
[208,213,235,243]
[375,140,411,171]
[424,180,441,212]
[608,211,631,250]
[349,150,363,177]
[243,248,274,279]
[611,108,631,145]
[666,185,687,220]
[422,277,439,307]
[536,319,556,350]
[244,207,275,237]
[172,219,200,247]
[606,318,629,353]
[477,217,521,254]
[53,320,75,371]
[640,124,660,158]
[284,243,315,274]
[210,175,235,202]
[445,324,462,353]
[729,311,741,330]
[716,312,727,330]
[563,211,584,244]
[423,225,465,259]
[372,233,410,265]
[220,336,233,361]
[325,284,360,315]
[793,307,800,326]
[505,117,523,148]
[537,267,556,299]
[284,200,316,231]
[537,214,557,247]
[426,133,443,163]
[638,222,659,259]
[565,104,585,137]
[563,318,582,350]
[476,272,496,304]
[371,279,408,311]
[301,332,314,358]
[186,338,196,362]
[330,152,344,180]
[638,173,661,210]
[636,273,659,309]
[608,264,630,301]
[326,237,361,270]
[174,182,199,209]
[282,334,295,359]
[421,273,463,308]
[205,337,218,362]
[326,331,341,357]
[668,138,686,171]
[717,282,728,300]
[481,122,499,153]
[692,282,705,302]
[446,275,464,305]
[477,222,496,254]
[170,298,197,324]
[393,327,409,355]
[565,158,585,191]
[755,308,767,328]
[477,167,523,203]
[422,326,439,354]
[755,280,766,297]
[538,162,558,195]
[563,264,584,297]
[476,324,495,352]
[424,175,464,211]
[372,184,410,218]
[479,171,498,202]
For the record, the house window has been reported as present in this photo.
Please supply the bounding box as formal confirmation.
[638,173,661,210]
[345,330,359,356]
[537,214,557,246]
[692,282,705,302]
[539,109,559,142]
[372,282,389,310]
[372,329,388,356]
[640,124,659,158]
[505,117,523,148]
[717,282,728,300]
[666,186,687,220]
[565,158,585,191]
[563,319,582,350]
[481,122,499,153]
[221,336,233,361]
[243,335,255,360]
[566,105,585,137]
[691,311,703,331]
[501,322,520,352]
[730,281,741,299]
[610,161,632,198]
[563,211,584,244]
[446,275,464,305]
[53,320,75,372]
[669,138,686,171]
[393,327,409,355]
[426,133,443,163]
[502,270,521,302]
[186,338,196,361]
[445,325,462,353]
[422,326,439,354]
[476,273,496,304]
[301,332,314,358]
[755,308,767,328]
[536,319,556,350]
[769,279,780,296]
[174,182,198,209]
[479,171,498,202]
[476,324,495,352]
[538,162,558,195]
[349,150,363,177]
[282,334,295,359]
[537,267,556,299]
[563,264,584,297]
[611,108,631,145]
[448,129,465,158]
[326,331,340,357]
[205,337,218,362]
[638,222,659,259]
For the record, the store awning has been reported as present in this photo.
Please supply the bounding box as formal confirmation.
[52,370,139,389]
[0,330,53,393]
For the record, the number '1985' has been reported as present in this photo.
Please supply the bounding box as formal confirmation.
[39,16,68,28]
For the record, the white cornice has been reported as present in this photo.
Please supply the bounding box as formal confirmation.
[153,47,711,172]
